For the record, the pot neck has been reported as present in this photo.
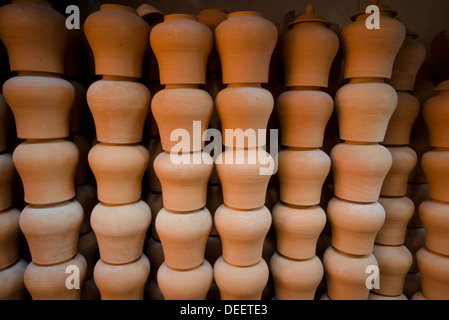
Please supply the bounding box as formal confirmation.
[349,77,385,84]
[227,11,263,19]
[102,75,137,82]
[164,13,197,21]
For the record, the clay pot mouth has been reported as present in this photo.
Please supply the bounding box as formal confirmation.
[227,11,263,19]
[12,0,52,8]
[164,13,197,21]
[100,4,137,15]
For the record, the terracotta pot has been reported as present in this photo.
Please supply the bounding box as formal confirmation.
[330,142,392,203]
[383,91,420,146]
[77,230,98,281]
[24,253,87,300]
[323,246,378,300]
[147,82,164,138]
[151,86,213,152]
[3,73,75,139]
[423,80,449,148]
[84,4,150,78]
[13,139,78,205]
[206,185,223,236]
[270,252,323,300]
[281,4,339,87]
[272,202,326,260]
[87,77,150,144]
[158,261,213,300]
[276,88,333,148]
[416,247,449,300]
[327,197,385,255]
[215,11,277,84]
[20,200,83,265]
[213,256,269,300]
[0,259,27,300]
[403,272,422,299]
[406,183,428,228]
[404,227,426,274]
[156,207,211,270]
[146,138,163,193]
[0,208,20,269]
[421,148,449,202]
[198,9,227,73]
[0,94,11,152]
[88,143,148,205]
[419,200,449,256]
[150,14,212,85]
[69,81,86,135]
[71,134,90,186]
[91,200,151,265]
[144,191,163,240]
[215,147,274,210]
[75,184,97,235]
[202,74,225,130]
[216,84,273,148]
[380,147,417,197]
[341,1,406,79]
[376,196,414,246]
[368,293,407,300]
[372,244,412,296]
[0,0,68,74]
[145,237,164,277]
[94,254,150,300]
[411,291,428,300]
[278,148,330,206]
[0,153,14,211]
[335,79,398,143]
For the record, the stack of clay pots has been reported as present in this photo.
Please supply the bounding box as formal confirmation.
[0,0,87,300]
[84,4,152,300]
[212,11,277,300]
[150,13,214,300]
[270,4,338,300]
[324,0,406,300]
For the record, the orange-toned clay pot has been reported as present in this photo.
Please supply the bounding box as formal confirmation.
[84,4,150,78]
[281,4,339,87]
[144,191,163,240]
[327,197,385,255]
[416,247,449,300]
[0,259,27,300]
[214,204,271,267]
[330,142,392,203]
[145,237,164,277]
[270,253,323,300]
[20,200,83,265]
[423,80,449,148]
[404,227,426,274]
[0,0,68,74]
[146,138,163,193]
[75,184,97,235]
[198,8,227,33]
[150,14,212,85]
[215,11,277,84]
[406,183,427,228]
[158,261,213,300]
[380,147,417,197]
[411,291,428,300]
[335,79,398,142]
[87,77,150,144]
[214,256,269,300]
[91,200,151,265]
[419,200,449,256]
[156,207,212,270]
[0,208,20,269]
[421,148,449,202]
[94,254,150,300]
[276,88,333,148]
[13,139,78,205]
[0,94,10,152]
[272,202,326,260]
[77,230,98,281]
[376,196,414,246]
[278,148,330,206]
[403,272,422,299]
[24,253,87,300]
[372,244,412,297]
[71,134,90,186]
[88,143,149,205]
[0,153,14,211]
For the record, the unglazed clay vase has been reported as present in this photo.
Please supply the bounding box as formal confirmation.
[156,207,212,270]
[335,79,398,142]
[404,227,426,274]
[20,200,83,265]
[87,77,150,144]
[270,253,323,300]
[0,94,10,152]
[215,11,277,84]
[215,147,274,210]
[419,200,449,256]
[198,8,228,32]
[330,142,392,203]
[158,261,213,300]
[0,0,68,74]
[144,191,163,240]
[323,246,378,300]
[423,80,449,148]
[154,151,213,212]
[88,143,149,205]
[340,0,406,79]
[91,200,151,264]
[151,86,213,152]
[77,231,98,280]
[150,14,212,85]
[84,4,150,78]
[94,254,150,300]
[281,4,339,87]
[75,184,97,235]
[416,247,449,300]
[24,253,87,300]
[403,272,422,299]
[421,149,449,202]
[278,148,330,206]
[214,204,271,267]
[372,244,412,297]
[146,138,163,193]
[380,147,417,197]
[276,88,333,148]
[406,183,427,228]
[327,197,385,255]
[272,202,326,260]
[0,208,20,269]
[0,259,27,300]
[13,139,78,205]
[214,256,269,300]
[0,153,14,211]
[216,84,273,148]
[376,196,414,246]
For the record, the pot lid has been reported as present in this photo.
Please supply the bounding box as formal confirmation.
[351,0,397,21]
[288,4,331,28]
[433,80,449,91]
